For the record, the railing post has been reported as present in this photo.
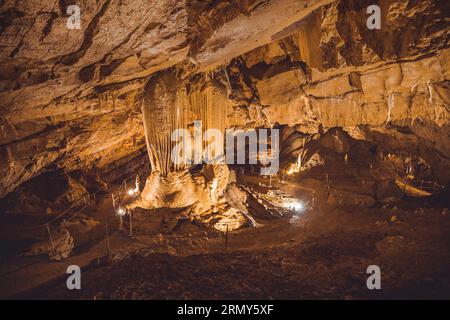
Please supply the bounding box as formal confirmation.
[46,224,56,255]
[129,209,133,238]
[224,224,229,252]
[111,193,116,208]
[105,223,111,257]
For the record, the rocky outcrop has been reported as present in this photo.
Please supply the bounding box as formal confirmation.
[225,0,449,182]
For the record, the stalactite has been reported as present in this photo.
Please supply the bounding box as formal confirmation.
[142,69,229,176]
[188,77,228,164]
[386,91,395,125]
[142,71,188,176]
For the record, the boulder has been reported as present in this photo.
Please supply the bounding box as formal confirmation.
[24,228,74,260]
[224,183,248,212]
[49,229,74,261]
[212,207,249,232]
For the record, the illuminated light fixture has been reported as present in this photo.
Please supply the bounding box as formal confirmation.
[285,200,305,212]
[117,207,126,216]
[127,186,139,196]
[291,201,305,212]
[286,155,302,175]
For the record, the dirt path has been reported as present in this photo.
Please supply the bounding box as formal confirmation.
[23,204,450,299]
[3,174,450,299]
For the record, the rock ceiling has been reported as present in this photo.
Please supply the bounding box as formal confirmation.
[0,0,449,198]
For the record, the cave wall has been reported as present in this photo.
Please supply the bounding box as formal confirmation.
[0,0,449,199]
[224,0,450,182]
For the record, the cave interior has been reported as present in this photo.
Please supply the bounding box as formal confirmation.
[0,0,449,299]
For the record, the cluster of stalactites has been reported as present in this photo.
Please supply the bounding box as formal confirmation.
[142,70,188,176]
[142,70,229,176]
[188,78,229,163]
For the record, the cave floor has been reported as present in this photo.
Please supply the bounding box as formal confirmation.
[4,175,449,300]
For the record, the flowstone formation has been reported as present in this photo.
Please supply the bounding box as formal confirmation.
[128,68,250,229]
[130,164,229,216]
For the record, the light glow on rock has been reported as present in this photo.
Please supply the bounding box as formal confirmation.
[117,207,126,216]
[285,200,306,212]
